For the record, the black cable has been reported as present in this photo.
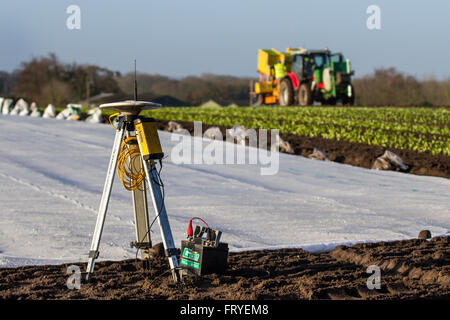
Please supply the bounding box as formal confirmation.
[148,160,165,231]
[134,160,184,287]
[132,161,184,285]
[134,160,165,265]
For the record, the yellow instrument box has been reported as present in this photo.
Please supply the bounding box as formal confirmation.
[134,118,164,161]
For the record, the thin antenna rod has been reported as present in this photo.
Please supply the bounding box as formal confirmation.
[134,60,138,101]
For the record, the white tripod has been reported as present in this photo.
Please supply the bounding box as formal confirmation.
[85,101,180,282]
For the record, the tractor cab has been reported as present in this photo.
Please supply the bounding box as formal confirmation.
[291,50,330,80]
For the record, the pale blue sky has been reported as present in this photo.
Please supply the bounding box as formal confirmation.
[1,0,449,78]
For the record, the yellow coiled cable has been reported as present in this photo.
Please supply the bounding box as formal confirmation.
[117,137,147,191]
[109,113,146,191]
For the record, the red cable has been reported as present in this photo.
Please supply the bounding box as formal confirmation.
[187,217,209,236]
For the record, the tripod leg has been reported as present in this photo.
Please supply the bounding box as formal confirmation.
[85,127,124,281]
[143,162,180,282]
[131,157,151,260]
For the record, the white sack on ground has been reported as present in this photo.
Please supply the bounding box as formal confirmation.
[204,126,222,140]
[1,98,13,115]
[56,104,82,121]
[308,148,330,161]
[271,133,294,154]
[10,98,29,116]
[372,150,409,171]
[42,104,56,118]
[167,121,184,133]
[85,107,103,123]
[29,102,42,117]
[228,124,248,146]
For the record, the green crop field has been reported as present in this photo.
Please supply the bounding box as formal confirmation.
[141,106,449,156]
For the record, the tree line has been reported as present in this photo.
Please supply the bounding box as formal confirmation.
[1,53,121,108]
[1,54,449,107]
[353,68,450,106]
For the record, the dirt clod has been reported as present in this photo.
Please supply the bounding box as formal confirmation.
[418,230,432,240]
[149,242,165,257]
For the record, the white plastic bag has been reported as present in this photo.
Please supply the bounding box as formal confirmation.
[228,124,247,146]
[85,107,103,123]
[42,104,56,118]
[2,98,13,115]
[372,150,408,171]
[383,150,409,171]
[167,121,184,133]
[371,157,392,171]
[19,100,30,116]
[271,133,294,154]
[308,148,330,161]
[29,102,42,117]
[204,126,222,140]
[56,104,82,121]
[10,98,29,116]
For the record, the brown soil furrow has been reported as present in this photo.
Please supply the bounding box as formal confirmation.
[1,236,448,300]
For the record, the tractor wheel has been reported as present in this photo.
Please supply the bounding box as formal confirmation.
[279,79,294,106]
[343,85,355,106]
[298,83,312,106]
[326,98,337,106]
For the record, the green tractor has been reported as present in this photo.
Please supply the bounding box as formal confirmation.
[255,47,355,106]
[282,48,355,106]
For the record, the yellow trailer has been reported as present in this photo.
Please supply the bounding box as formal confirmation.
[253,48,285,104]
[253,47,305,105]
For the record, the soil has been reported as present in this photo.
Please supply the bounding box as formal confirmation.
[1,236,448,300]
[152,120,450,179]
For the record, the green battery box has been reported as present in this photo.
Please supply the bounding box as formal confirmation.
[180,226,228,276]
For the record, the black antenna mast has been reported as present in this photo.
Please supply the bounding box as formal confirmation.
[134,60,138,101]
